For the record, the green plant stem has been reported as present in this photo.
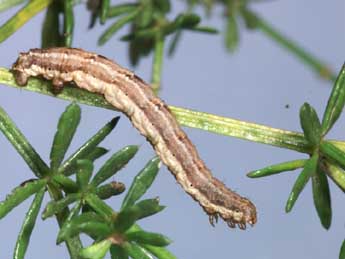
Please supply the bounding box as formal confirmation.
[247,9,336,82]
[1,67,344,154]
[46,184,82,259]
[0,0,53,43]
[152,34,165,94]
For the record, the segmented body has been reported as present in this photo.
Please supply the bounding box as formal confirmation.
[12,48,257,229]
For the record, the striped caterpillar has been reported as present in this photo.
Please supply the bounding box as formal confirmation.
[12,48,257,229]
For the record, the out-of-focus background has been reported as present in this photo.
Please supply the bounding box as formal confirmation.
[0,1,344,258]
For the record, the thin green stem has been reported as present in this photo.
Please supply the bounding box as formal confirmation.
[246,9,336,82]
[46,184,83,259]
[151,34,165,95]
[0,0,53,43]
[1,67,344,154]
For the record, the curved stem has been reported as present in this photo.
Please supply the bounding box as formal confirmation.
[246,9,336,82]
[1,67,344,154]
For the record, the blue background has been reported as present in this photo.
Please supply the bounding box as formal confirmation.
[0,1,344,258]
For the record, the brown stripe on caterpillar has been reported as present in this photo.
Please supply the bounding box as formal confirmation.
[11,48,257,229]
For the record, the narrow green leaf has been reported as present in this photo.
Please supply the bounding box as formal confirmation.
[76,160,93,189]
[322,63,345,135]
[322,160,345,192]
[126,231,171,247]
[168,30,182,56]
[91,145,139,187]
[52,174,79,193]
[126,224,176,258]
[285,153,319,212]
[63,0,74,46]
[98,9,139,46]
[0,0,25,13]
[247,159,307,178]
[80,239,112,259]
[152,35,164,93]
[66,200,82,222]
[96,182,126,200]
[110,245,129,259]
[134,0,153,28]
[320,141,345,170]
[59,117,119,175]
[13,188,45,259]
[124,242,153,259]
[122,157,161,209]
[50,103,81,170]
[41,1,63,48]
[187,26,218,34]
[175,13,200,29]
[0,0,52,43]
[57,212,105,243]
[85,193,114,220]
[225,14,239,52]
[42,193,80,219]
[86,147,109,161]
[299,102,322,146]
[340,239,345,259]
[0,106,49,177]
[100,0,110,24]
[107,3,138,18]
[240,7,259,30]
[0,179,47,219]
[152,0,170,13]
[142,245,177,259]
[115,199,164,233]
[312,166,332,229]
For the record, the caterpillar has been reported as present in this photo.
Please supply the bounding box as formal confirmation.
[12,48,257,229]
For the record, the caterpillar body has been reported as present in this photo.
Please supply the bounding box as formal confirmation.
[12,48,257,229]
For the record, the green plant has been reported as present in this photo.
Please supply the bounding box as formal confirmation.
[0,0,343,259]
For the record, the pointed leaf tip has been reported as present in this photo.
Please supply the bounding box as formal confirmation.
[50,103,81,170]
[285,153,319,212]
[299,102,321,147]
[321,63,345,135]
